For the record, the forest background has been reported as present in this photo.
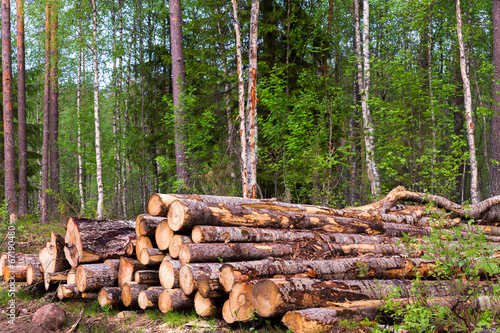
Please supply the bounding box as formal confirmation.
[1,0,498,222]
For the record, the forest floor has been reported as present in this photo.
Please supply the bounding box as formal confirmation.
[0,217,297,333]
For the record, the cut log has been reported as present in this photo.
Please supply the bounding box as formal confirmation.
[138,286,164,309]
[44,271,68,290]
[125,239,137,257]
[67,268,77,285]
[179,243,295,265]
[98,287,123,307]
[155,220,174,251]
[168,235,192,258]
[191,225,317,243]
[179,263,223,295]
[229,282,255,322]
[251,278,450,317]
[136,214,166,237]
[158,288,194,313]
[134,270,160,284]
[135,236,154,261]
[118,257,147,288]
[219,256,434,293]
[3,253,39,282]
[26,263,43,285]
[222,300,236,324]
[76,262,119,292]
[159,258,182,289]
[198,273,225,298]
[57,284,81,300]
[64,217,136,267]
[122,282,152,307]
[194,291,224,317]
[139,248,165,266]
[39,232,70,274]
[282,302,381,333]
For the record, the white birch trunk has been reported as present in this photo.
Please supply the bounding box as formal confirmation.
[360,0,380,198]
[232,0,248,198]
[246,0,260,199]
[91,0,104,220]
[77,15,84,214]
[456,0,479,204]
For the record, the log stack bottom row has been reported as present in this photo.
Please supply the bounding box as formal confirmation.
[2,188,500,333]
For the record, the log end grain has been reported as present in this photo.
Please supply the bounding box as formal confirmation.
[26,263,43,285]
[159,259,181,289]
[135,236,153,261]
[98,287,122,307]
[179,265,195,295]
[169,235,192,259]
[57,284,80,301]
[194,292,222,317]
[222,300,236,324]
[167,200,188,232]
[219,265,236,293]
[148,193,171,217]
[0,253,6,278]
[155,220,174,251]
[178,245,191,265]
[251,279,281,318]
[229,282,255,322]
[158,288,193,313]
[64,217,83,267]
[76,265,88,292]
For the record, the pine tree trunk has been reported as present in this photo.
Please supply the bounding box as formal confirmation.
[490,0,500,203]
[2,0,16,215]
[231,0,248,197]
[170,0,189,185]
[49,0,59,214]
[134,270,160,284]
[76,262,119,292]
[16,0,27,216]
[91,0,104,219]
[456,0,479,204]
[98,287,122,307]
[41,0,51,224]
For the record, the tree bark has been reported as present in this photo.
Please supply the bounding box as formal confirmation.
[77,10,85,214]
[159,257,182,289]
[246,0,260,198]
[197,273,224,298]
[39,232,69,273]
[231,0,248,198]
[16,0,27,216]
[192,225,317,244]
[76,262,118,292]
[3,254,39,282]
[179,242,296,265]
[64,217,136,267]
[2,0,16,215]
[251,278,449,317]
[360,0,380,198]
[170,0,189,185]
[168,234,192,258]
[41,0,51,224]
[57,284,80,300]
[134,270,160,284]
[158,288,193,313]
[138,286,164,309]
[91,0,104,219]
[456,0,479,204]
[178,262,223,295]
[49,0,59,213]
[98,287,122,307]
[491,0,500,203]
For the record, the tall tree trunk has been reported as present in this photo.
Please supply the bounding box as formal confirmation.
[77,8,84,214]
[246,0,260,199]
[170,0,189,188]
[16,0,27,216]
[360,0,380,198]
[91,0,104,219]
[111,7,122,216]
[2,0,16,215]
[118,0,126,217]
[49,0,59,215]
[231,0,248,198]
[456,0,479,204]
[490,0,500,201]
[41,0,51,224]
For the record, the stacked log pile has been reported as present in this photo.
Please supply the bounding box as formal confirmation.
[4,186,500,333]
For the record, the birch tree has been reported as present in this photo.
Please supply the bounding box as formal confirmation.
[456,0,479,204]
[91,0,104,219]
